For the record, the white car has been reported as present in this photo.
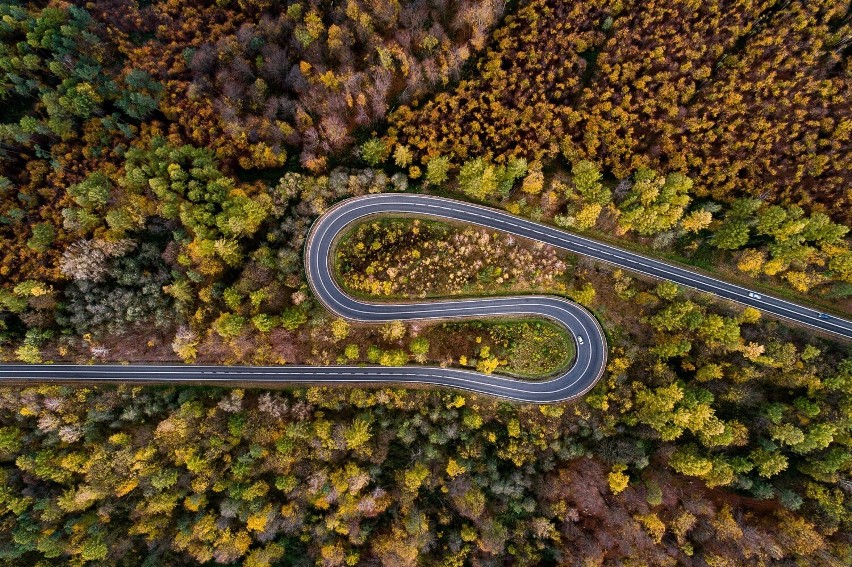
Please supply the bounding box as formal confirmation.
[748,292,762,300]
[577,336,584,345]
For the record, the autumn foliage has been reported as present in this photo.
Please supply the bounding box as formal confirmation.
[387,0,851,221]
[0,1,851,564]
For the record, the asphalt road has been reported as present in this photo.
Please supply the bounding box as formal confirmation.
[2,193,850,402]
[307,194,852,338]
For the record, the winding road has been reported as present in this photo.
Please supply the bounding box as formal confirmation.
[1,194,850,402]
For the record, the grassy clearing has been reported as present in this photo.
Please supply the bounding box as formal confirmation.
[439,319,576,379]
[335,216,571,299]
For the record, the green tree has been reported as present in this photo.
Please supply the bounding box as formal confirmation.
[379,349,408,366]
[116,69,162,120]
[214,312,245,338]
[498,157,528,196]
[572,160,611,205]
[425,155,451,186]
[0,427,21,457]
[750,448,788,478]
[26,223,54,252]
[331,318,350,341]
[366,345,381,363]
[344,344,360,360]
[0,3,161,152]
[802,212,848,245]
[793,424,836,454]
[409,337,430,363]
[251,314,276,333]
[618,169,692,235]
[655,280,680,300]
[755,205,804,241]
[828,251,852,282]
[669,445,713,477]
[393,144,413,168]
[15,344,42,363]
[344,415,373,450]
[281,307,308,331]
[711,219,751,250]
[769,423,805,447]
[458,157,498,201]
[634,382,685,440]
[361,137,389,166]
[68,172,112,210]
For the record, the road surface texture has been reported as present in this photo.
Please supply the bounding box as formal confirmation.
[2,194,850,402]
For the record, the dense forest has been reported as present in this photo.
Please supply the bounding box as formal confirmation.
[0,0,851,564]
[388,0,850,217]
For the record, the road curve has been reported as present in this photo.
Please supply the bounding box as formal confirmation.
[2,193,850,402]
[0,194,608,403]
[310,193,852,340]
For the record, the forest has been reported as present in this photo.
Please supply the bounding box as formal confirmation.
[0,0,850,564]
